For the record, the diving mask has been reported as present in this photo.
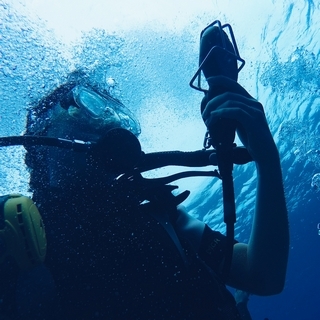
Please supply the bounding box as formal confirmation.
[60,85,141,136]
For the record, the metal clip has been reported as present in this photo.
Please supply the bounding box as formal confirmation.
[203,130,212,149]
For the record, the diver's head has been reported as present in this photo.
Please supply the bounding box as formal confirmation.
[25,72,141,193]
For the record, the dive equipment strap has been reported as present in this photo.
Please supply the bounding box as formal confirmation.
[143,205,188,265]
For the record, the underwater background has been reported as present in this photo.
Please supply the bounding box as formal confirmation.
[0,0,319,319]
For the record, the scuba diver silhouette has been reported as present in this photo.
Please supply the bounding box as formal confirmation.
[0,21,288,319]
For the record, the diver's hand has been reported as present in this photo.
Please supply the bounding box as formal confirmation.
[205,77,289,296]
[202,76,278,165]
[234,289,250,305]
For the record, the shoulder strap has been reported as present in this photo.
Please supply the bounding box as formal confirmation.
[143,204,188,265]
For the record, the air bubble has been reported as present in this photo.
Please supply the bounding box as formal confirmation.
[3,66,12,77]
[311,173,320,191]
[293,149,300,155]
[106,77,115,87]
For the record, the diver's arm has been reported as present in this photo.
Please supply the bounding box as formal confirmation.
[236,301,252,320]
[229,149,289,295]
[202,76,289,296]
[234,289,252,320]
[174,206,206,251]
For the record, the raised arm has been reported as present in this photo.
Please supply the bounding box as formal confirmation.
[202,76,289,296]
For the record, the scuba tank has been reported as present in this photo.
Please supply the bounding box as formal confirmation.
[0,194,46,269]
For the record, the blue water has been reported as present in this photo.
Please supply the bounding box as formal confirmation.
[1,0,320,319]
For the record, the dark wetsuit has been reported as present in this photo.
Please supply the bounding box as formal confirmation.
[0,259,19,318]
[33,184,241,320]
